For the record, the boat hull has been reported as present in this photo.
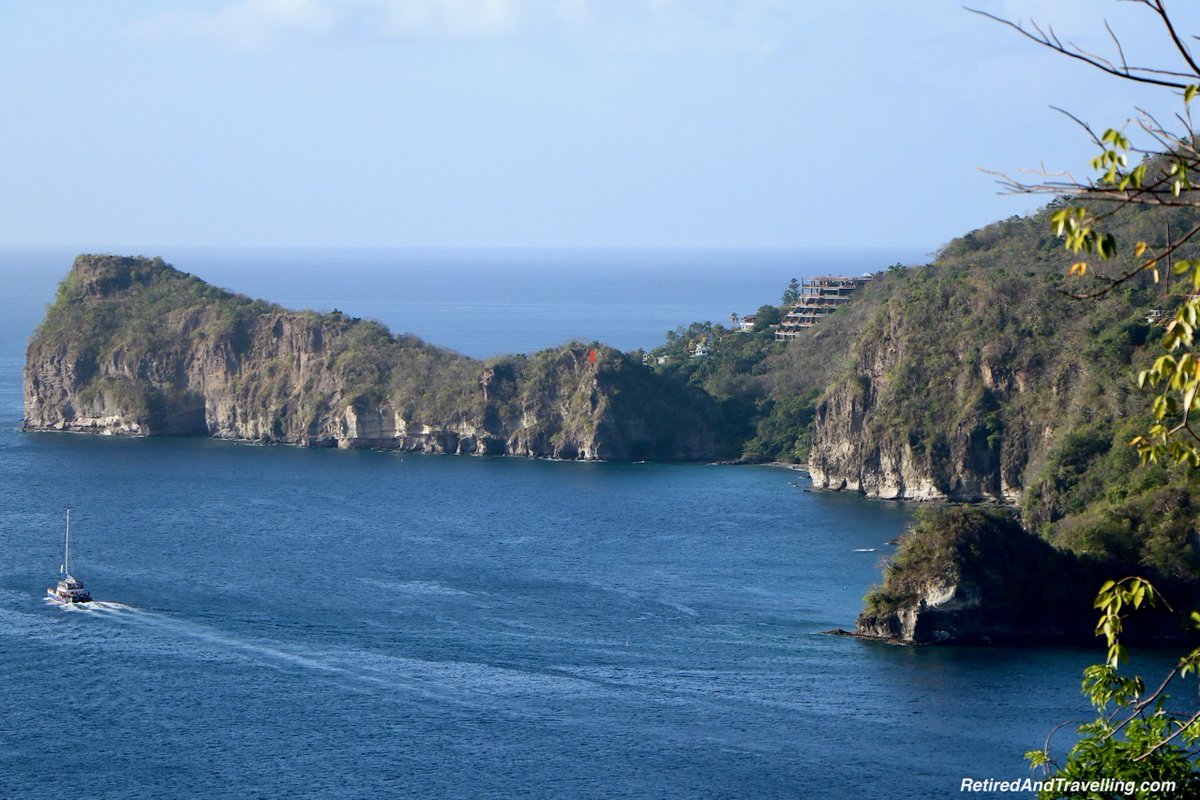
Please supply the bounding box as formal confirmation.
[47,588,92,604]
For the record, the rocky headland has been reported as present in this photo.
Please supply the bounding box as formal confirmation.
[25,211,1200,645]
[853,507,1106,644]
[24,255,729,461]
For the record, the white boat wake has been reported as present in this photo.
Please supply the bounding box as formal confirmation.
[44,599,596,713]
[43,597,135,614]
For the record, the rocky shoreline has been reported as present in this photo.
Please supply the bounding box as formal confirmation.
[24,255,732,463]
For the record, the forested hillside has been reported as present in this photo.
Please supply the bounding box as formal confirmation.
[25,196,1200,639]
[643,197,1200,631]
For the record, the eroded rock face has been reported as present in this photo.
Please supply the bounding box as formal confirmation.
[23,256,728,462]
[806,303,1039,503]
[855,581,983,643]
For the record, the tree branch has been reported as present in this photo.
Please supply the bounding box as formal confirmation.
[966,7,1191,89]
[1061,218,1200,299]
[1134,707,1200,761]
[1150,0,1200,79]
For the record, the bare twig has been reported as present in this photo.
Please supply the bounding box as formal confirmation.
[1041,718,1088,762]
[1149,0,1200,79]
[966,7,1191,89]
[1107,18,1130,73]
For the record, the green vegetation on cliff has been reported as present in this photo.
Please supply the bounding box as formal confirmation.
[640,298,862,464]
[626,195,1200,604]
[845,202,1200,629]
[26,255,732,461]
[26,201,1200,621]
[858,506,1109,643]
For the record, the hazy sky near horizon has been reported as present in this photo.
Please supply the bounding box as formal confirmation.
[3,0,1199,250]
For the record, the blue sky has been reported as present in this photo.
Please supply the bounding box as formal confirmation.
[1,0,1197,250]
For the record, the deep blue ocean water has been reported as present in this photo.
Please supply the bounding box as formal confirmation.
[0,248,1123,798]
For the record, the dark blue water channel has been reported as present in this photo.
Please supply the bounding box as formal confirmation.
[0,249,1116,798]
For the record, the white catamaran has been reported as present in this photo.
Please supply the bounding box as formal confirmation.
[48,508,92,604]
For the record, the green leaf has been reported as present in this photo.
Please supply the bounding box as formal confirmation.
[1098,232,1117,259]
[1131,163,1147,187]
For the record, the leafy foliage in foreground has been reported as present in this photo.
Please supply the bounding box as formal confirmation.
[1026,578,1200,799]
[968,2,1200,790]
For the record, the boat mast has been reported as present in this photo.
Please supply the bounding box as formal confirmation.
[63,508,70,576]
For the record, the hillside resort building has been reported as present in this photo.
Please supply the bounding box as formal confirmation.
[774,275,872,341]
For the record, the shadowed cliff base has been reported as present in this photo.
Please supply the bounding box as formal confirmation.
[855,507,1198,645]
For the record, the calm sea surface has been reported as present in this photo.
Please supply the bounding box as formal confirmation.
[0,248,1118,798]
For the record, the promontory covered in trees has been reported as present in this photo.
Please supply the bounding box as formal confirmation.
[24,256,729,461]
[24,198,1200,641]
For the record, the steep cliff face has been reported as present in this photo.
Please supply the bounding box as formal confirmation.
[805,245,1149,503]
[807,293,1032,503]
[790,207,1200,641]
[24,256,729,461]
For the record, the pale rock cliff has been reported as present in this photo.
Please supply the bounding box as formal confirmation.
[806,287,1065,504]
[24,256,728,461]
